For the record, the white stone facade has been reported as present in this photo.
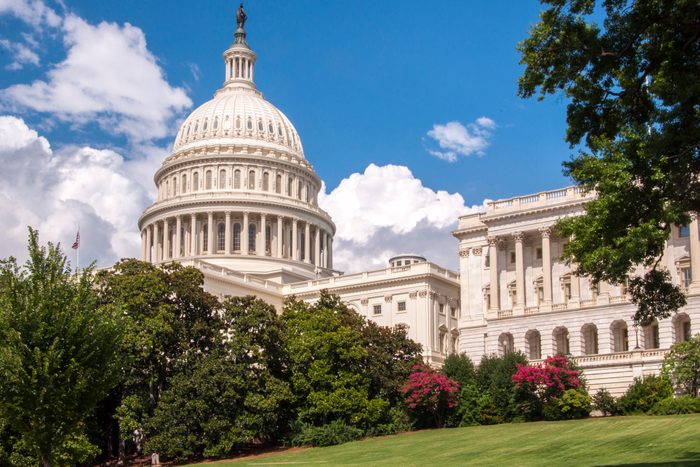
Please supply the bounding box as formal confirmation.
[454,187,698,395]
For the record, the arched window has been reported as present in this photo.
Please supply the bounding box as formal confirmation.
[233,223,241,251]
[192,172,199,191]
[553,327,570,355]
[213,117,219,130]
[275,174,282,194]
[203,119,208,131]
[235,116,240,129]
[265,225,271,253]
[182,174,187,193]
[610,320,629,352]
[297,180,303,200]
[287,178,293,197]
[202,223,208,252]
[526,330,541,360]
[194,121,199,133]
[246,117,252,130]
[248,223,256,252]
[257,119,263,132]
[498,333,514,356]
[217,223,225,252]
[248,170,255,190]
[165,179,169,198]
[268,121,274,134]
[205,170,212,190]
[234,169,241,189]
[673,313,691,343]
[263,172,270,191]
[643,320,660,349]
[300,232,305,259]
[219,169,226,189]
[581,323,598,355]
[172,176,178,196]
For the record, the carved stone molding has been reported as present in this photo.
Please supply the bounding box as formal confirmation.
[418,291,428,298]
[409,291,418,299]
[691,212,698,221]
[429,291,438,299]
[486,235,499,247]
[459,248,470,257]
[471,247,483,256]
[360,298,368,305]
[384,295,393,303]
[539,226,552,238]
[512,231,524,242]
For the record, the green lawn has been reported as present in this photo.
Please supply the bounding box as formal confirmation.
[188,414,700,466]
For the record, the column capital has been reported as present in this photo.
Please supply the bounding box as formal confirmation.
[512,231,524,242]
[690,212,698,221]
[487,235,499,247]
[539,226,552,238]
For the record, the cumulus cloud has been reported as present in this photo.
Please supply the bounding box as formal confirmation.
[425,117,496,162]
[0,115,152,267]
[319,164,487,273]
[0,38,39,70]
[0,0,61,28]
[0,13,192,142]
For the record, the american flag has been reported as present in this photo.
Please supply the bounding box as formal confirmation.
[71,231,80,250]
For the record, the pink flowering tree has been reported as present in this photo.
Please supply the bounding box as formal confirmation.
[400,365,459,428]
[512,354,582,420]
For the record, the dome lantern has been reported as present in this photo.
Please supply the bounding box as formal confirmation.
[223,4,256,90]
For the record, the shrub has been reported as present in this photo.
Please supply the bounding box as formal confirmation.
[443,353,477,387]
[592,388,621,416]
[662,335,700,397]
[618,375,673,414]
[476,351,528,421]
[453,384,502,427]
[289,420,364,447]
[543,388,592,421]
[401,365,459,428]
[648,396,700,415]
[512,354,582,421]
[365,406,413,437]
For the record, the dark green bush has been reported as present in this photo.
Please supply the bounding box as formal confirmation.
[454,384,502,426]
[618,376,673,414]
[648,396,700,415]
[290,420,364,447]
[443,353,477,387]
[543,389,592,421]
[592,388,621,416]
[476,351,528,422]
[365,406,413,437]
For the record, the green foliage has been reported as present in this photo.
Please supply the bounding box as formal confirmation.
[592,388,621,416]
[618,375,673,414]
[648,396,700,416]
[282,291,420,434]
[518,0,700,322]
[476,351,528,421]
[543,388,592,421]
[289,420,364,447]
[442,353,477,388]
[0,228,123,466]
[453,384,502,427]
[662,334,700,397]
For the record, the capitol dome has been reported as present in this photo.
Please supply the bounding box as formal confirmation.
[138,8,335,285]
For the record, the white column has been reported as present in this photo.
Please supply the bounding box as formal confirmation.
[541,227,552,309]
[488,236,500,311]
[145,225,152,263]
[225,211,232,255]
[163,219,170,261]
[292,218,298,261]
[690,213,700,291]
[322,231,328,268]
[175,216,182,258]
[277,216,283,258]
[259,214,267,256]
[328,236,333,269]
[304,223,311,263]
[190,214,197,256]
[514,231,525,309]
[141,230,146,261]
[242,212,249,255]
[207,212,214,254]
[153,221,160,263]
[314,227,321,267]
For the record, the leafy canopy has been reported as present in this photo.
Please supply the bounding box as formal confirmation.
[518,0,700,323]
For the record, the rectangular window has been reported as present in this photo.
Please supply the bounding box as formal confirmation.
[510,251,516,263]
[679,224,690,238]
[373,304,381,315]
[682,267,692,289]
[536,247,542,260]
[439,303,445,314]
[397,301,406,312]
[450,307,457,317]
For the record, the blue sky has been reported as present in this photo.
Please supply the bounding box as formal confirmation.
[0,0,575,272]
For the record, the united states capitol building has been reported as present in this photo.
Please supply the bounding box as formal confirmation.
[137,12,697,395]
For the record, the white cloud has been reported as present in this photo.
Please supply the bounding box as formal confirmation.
[426,117,496,162]
[0,0,61,28]
[0,115,152,267]
[0,38,39,70]
[319,163,486,273]
[0,14,192,142]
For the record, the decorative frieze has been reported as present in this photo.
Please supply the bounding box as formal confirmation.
[459,248,470,257]
[471,247,483,256]
[384,295,393,303]
[360,298,368,305]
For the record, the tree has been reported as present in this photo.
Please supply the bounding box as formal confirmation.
[400,365,459,428]
[662,334,700,397]
[442,353,477,388]
[94,259,221,457]
[0,229,122,466]
[476,351,528,421]
[518,0,700,324]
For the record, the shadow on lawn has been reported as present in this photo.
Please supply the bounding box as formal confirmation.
[597,451,700,466]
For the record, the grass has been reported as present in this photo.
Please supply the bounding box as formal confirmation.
[187,414,700,466]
